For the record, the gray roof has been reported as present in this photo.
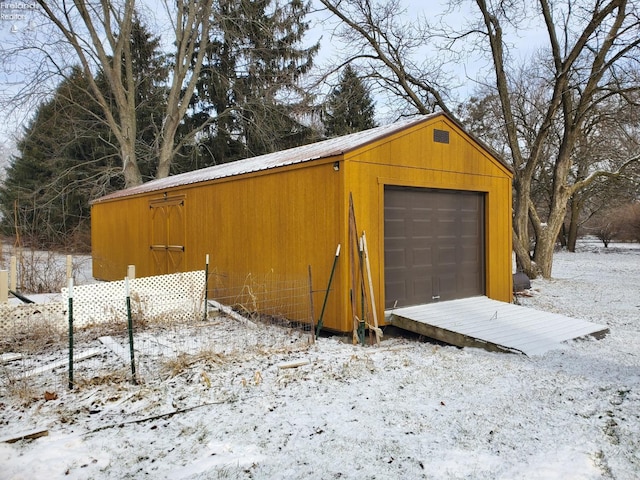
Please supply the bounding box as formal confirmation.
[92,113,459,203]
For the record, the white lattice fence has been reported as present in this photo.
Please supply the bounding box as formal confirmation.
[0,302,66,348]
[60,270,206,328]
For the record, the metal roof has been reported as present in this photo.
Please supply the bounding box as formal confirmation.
[92,114,440,203]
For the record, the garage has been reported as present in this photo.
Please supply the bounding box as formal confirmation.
[384,187,485,309]
[91,112,514,335]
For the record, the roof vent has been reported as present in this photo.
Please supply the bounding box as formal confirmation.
[434,129,450,144]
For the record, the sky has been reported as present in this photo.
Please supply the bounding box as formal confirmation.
[0,1,41,160]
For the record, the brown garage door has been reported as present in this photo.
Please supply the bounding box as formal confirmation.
[384,187,485,309]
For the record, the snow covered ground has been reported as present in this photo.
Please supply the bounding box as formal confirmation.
[1,242,639,479]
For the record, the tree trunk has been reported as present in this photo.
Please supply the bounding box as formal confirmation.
[512,177,540,278]
[532,228,556,278]
[531,177,574,277]
[156,134,174,179]
[566,196,582,252]
[121,139,142,188]
[558,223,567,249]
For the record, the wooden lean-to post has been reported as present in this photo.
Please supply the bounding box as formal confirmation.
[66,255,73,281]
[0,270,7,303]
[348,194,367,345]
[358,235,370,345]
[362,231,381,345]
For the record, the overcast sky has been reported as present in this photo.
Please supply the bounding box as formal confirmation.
[308,0,547,103]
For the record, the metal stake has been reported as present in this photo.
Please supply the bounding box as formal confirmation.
[316,244,341,339]
[203,254,209,321]
[125,277,137,385]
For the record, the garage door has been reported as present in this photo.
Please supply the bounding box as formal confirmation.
[384,187,485,309]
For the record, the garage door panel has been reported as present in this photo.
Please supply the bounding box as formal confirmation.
[385,248,408,267]
[412,247,432,267]
[385,216,405,229]
[436,245,457,265]
[437,274,458,298]
[438,221,457,237]
[461,221,480,236]
[384,187,485,309]
[385,281,407,304]
[461,272,482,289]
[412,219,433,237]
[461,245,481,262]
[413,278,432,299]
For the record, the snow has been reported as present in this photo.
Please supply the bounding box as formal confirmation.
[1,241,639,479]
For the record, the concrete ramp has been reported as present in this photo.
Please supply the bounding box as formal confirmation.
[386,296,609,356]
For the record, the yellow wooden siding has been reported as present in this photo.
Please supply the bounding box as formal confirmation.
[92,114,512,334]
[182,160,344,276]
[92,159,351,332]
[92,195,150,280]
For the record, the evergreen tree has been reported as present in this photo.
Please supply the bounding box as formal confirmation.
[0,68,120,249]
[179,0,320,168]
[0,17,168,249]
[323,64,376,137]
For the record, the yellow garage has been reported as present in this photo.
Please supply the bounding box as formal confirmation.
[91,112,513,334]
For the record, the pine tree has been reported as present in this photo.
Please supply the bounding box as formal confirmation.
[323,64,376,137]
[0,18,168,248]
[179,0,320,168]
[0,68,119,249]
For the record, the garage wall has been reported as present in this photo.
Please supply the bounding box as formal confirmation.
[92,194,150,280]
[342,116,513,326]
[92,158,350,331]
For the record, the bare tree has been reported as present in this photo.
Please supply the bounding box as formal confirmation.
[462,65,640,254]
[588,200,640,246]
[317,0,458,119]
[26,1,213,188]
[469,0,640,277]
[617,202,640,242]
[562,95,640,250]
[589,211,619,247]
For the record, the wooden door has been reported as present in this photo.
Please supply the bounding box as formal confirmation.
[150,196,186,275]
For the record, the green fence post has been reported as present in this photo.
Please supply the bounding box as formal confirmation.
[316,244,341,339]
[203,254,209,321]
[125,277,137,385]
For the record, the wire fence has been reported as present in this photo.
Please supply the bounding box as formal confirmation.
[0,269,314,401]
